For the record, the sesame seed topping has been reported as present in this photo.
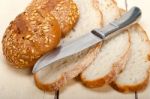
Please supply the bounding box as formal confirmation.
[25,35,31,39]
[19,59,24,63]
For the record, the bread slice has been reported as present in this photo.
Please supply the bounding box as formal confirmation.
[34,0,102,91]
[110,15,150,92]
[81,0,130,88]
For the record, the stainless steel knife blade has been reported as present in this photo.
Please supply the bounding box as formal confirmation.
[33,33,101,73]
[32,7,141,73]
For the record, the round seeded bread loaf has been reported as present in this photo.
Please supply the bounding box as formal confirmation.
[2,0,79,68]
[2,9,61,68]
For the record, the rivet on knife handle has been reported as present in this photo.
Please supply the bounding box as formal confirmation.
[92,7,141,39]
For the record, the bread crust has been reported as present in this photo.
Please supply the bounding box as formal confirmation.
[2,10,61,68]
[34,44,102,91]
[34,74,66,91]
[27,0,79,37]
[80,38,130,88]
[110,24,150,92]
[50,0,79,36]
[2,0,79,68]
[110,72,149,92]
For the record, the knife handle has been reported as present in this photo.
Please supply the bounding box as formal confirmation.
[92,7,141,39]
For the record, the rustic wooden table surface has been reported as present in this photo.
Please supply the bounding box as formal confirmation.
[0,0,150,99]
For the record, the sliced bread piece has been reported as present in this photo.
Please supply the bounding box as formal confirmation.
[34,0,102,91]
[81,0,130,88]
[110,10,150,91]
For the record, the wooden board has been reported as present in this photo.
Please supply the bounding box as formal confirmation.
[60,80,135,99]
[0,0,150,99]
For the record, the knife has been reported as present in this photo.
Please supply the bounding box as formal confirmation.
[32,7,141,73]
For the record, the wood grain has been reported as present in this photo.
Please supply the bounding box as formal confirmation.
[59,80,135,99]
[54,91,59,99]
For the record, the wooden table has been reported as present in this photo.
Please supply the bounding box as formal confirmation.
[0,0,150,99]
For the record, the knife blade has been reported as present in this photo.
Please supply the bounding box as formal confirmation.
[32,7,141,73]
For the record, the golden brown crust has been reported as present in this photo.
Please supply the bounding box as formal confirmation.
[80,41,130,88]
[34,44,102,91]
[2,0,79,68]
[81,69,117,88]
[110,72,149,92]
[27,0,79,37]
[2,9,61,68]
[110,23,150,92]
[34,74,66,91]
[51,0,79,36]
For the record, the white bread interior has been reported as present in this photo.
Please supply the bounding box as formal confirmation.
[81,0,130,87]
[34,0,102,91]
[111,22,150,92]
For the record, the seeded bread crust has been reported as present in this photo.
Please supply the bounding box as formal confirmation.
[2,0,79,68]
[27,0,79,36]
[2,10,61,68]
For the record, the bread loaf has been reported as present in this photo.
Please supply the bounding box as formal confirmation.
[2,0,79,68]
[34,0,102,91]
[2,10,61,68]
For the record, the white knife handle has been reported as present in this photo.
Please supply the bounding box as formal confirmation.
[92,7,141,39]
